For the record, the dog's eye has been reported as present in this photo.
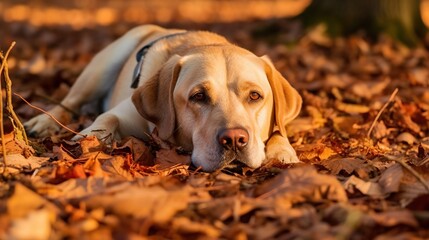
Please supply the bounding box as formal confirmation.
[190,92,208,103]
[249,91,262,101]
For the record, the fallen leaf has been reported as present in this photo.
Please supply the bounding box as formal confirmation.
[85,185,189,224]
[0,154,49,174]
[405,194,429,211]
[398,179,429,207]
[254,166,348,206]
[42,177,114,200]
[79,136,102,153]
[396,132,418,145]
[335,101,370,114]
[55,163,87,181]
[155,148,191,170]
[370,210,418,227]
[7,183,59,219]
[6,209,52,240]
[320,157,366,175]
[378,163,403,194]
[172,217,220,238]
[371,120,389,139]
[350,77,390,99]
[331,115,363,138]
[115,136,153,165]
[52,145,76,161]
[343,175,384,197]
[101,155,143,179]
[296,143,337,161]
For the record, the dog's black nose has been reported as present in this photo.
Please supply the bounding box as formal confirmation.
[218,128,249,151]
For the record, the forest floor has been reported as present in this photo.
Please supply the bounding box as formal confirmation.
[1,14,429,239]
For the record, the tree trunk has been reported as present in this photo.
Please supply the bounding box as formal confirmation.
[298,0,427,46]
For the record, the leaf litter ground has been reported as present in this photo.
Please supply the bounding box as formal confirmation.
[1,19,429,239]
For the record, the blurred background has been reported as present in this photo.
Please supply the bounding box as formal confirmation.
[1,0,311,28]
[2,0,429,46]
[1,0,429,128]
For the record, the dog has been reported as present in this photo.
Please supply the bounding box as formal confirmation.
[24,24,302,172]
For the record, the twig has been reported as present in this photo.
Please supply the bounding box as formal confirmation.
[13,92,86,137]
[0,58,6,174]
[367,88,398,138]
[1,42,29,145]
[0,42,16,174]
[386,155,429,193]
[34,92,80,117]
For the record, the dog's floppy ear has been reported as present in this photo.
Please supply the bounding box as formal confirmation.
[261,55,302,137]
[132,55,182,140]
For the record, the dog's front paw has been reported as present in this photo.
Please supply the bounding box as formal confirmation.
[24,107,71,137]
[265,133,300,163]
[73,127,116,142]
[71,113,120,142]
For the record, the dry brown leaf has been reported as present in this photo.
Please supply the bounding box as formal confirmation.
[378,163,403,194]
[286,117,320,136]
[116,136,153,165]
[374,231,427,240]
[6,209,52,240]
[0,132,34,158]
[85,185,189,224]
[155,148,191,170]
[101,155,142,179]
[42,177,114,200]
[398,179,429,206]
[172,217,220,238]
[296,143,337,161]
[350,77,390,99]
[405,194,429,210]
[396,132,418,145]
[318,146,337,160]
[370,210,418,227]
[52,145,76,161]
[55,163,87,180]
[0,154,49,174]
[79,136,102,153]
[372,120,389,139]
[82,151,114,177]
[343,163,404,197]
[332,115,362,138]
[335,101,370,114]
[343,175,384,197]
[195,197,254,221]
[7,183,59,219]
[409,67,429,85]
[307,105,327,127]
[320,157,366,175]
[254,166,348,206]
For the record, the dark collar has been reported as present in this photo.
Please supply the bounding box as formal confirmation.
[131,31,188,88]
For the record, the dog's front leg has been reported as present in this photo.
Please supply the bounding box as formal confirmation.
[265,132,300,163]
[25,25,164,137]
[74,98,150,141]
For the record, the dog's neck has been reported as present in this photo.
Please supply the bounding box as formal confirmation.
[131,31,188,88]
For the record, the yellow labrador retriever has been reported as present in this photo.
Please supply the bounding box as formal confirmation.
[25,24,302,172]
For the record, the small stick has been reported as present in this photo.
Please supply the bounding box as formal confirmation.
[2,42,29,145]
[367,88,399,138]
[13,93,86,137]
[0,42,16,174]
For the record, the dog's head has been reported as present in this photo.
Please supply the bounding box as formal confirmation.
[132,45,301,171]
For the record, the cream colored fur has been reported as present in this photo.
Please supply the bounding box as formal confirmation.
[25,24,302,172]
